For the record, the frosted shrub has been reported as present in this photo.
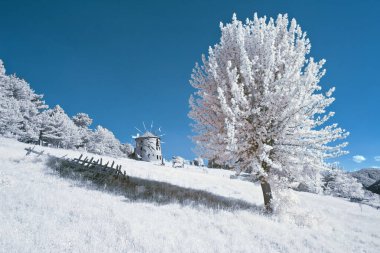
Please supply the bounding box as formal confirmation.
[193,157,204,167]
[323,169,365,200]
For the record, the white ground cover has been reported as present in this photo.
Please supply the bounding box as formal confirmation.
[0,137,379,253]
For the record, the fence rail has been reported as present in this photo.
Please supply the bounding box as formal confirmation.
[25,146,125,176]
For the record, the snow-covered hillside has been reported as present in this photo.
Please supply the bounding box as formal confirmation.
[1,137,379,253]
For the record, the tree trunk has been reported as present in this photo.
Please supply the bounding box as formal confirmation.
[260,176,273,213]
[39,130,43,146]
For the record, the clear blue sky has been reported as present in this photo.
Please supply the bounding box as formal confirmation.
[0,0,379,170]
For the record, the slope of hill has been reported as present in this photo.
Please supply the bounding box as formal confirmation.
[0,137,379,253]
[351,168,380,194]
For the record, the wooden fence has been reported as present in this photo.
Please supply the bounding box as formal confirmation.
[25,146,126,176]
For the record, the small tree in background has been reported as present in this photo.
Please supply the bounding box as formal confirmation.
[72,112,93,148]
[189,13,348,212]
[38,105,81,148]
[72,113,93,128]
[120,142,134,157]
[86,126,123,157]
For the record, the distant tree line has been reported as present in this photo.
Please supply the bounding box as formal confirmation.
[0,60,133,157]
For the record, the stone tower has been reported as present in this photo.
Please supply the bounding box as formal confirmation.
[134,132,162,162]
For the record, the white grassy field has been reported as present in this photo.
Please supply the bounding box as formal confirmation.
[0,137,379,253]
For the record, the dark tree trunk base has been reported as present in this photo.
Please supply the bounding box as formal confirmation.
[260,177,273,213]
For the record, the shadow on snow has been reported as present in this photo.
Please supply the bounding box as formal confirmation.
[46,157,261,212]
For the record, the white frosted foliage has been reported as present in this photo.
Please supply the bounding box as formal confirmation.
[0,60,47,142]
[86,125,123,157]
[38,105,81,148]
[323,168,365,200]
[189,13,349,208]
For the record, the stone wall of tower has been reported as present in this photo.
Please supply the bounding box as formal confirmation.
[135,137,162,162]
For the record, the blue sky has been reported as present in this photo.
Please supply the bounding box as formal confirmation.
[0,0,379,170]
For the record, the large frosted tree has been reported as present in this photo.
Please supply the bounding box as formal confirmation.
[189,14,348,211]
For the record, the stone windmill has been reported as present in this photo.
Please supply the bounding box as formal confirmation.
[133,122,165,163]
[134,131,162,162]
